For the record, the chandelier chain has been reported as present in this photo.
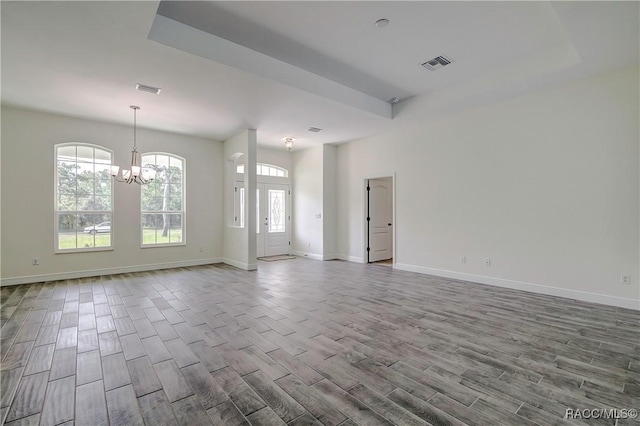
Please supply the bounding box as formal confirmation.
[110,105,154,185]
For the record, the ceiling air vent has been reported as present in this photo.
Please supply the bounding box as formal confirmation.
[136,83,162,95]
[308,127,323,133]
[421,55,453,71]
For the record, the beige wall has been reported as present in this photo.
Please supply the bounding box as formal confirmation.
[337,65,640,309]
[1,107,224,284]
[292,146,324,258]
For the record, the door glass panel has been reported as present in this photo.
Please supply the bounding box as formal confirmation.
[239,187,245,227]
[268,189,285,233]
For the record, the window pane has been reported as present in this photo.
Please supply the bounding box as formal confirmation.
[76,145,94,162]
[57,145,76,160]
[169,185,182,210]
[94,162,111,177]
[95,179,111,196]
[256,189,260,234]
[141,153,184,245]
[58,194,76,211]
[56,144,113,251]
[58,214,78,249]
[239,188,245,228]
[155,155,170,169]
[170,168,182,185]
[57,161,77,190]
[76,197,94,211]
[142,213,161,244]
[268,190,285,233]
[94,196,111,210]
[150,197,164,212]
[94,148,111,164]
[168,214,183,243]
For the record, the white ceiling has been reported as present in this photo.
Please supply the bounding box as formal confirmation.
[1,1,638,150]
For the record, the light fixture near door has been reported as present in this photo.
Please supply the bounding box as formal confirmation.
[283,137,295,151]
[110,106,156,185]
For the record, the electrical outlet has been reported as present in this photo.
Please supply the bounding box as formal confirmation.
[460,256,466,265]
[32,258,39,266]
[484,258,491,267]
[199,247,203,253]
[621,274,631,285]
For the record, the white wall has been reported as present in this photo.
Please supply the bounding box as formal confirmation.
[223,129,257,270]
[1,107,223,284]
[292,145,338,260]
[336,65,640,309]
[292,146,324,258]
[323,145,337,258]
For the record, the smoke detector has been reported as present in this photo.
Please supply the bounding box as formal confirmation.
[421,55,453,71]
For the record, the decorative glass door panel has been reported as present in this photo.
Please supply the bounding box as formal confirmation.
[268,189,285,233]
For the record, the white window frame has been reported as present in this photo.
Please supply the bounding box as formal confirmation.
[54,143,114,253]
[237,163,288,178]
[140,152,186,247]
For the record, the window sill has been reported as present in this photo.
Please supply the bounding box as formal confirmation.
[55,247,114,254]
[140,243,186,249]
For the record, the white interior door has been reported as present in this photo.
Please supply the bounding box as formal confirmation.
[368,178,393,262]
[257,183,290,257]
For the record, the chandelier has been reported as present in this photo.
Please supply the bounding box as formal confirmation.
[110,105,155,184]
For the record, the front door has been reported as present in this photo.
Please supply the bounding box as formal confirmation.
[257,183,290,257]
[368,177,393,262]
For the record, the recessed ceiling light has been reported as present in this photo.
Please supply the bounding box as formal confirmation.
[136,83,162,95]
[374,19,389,28]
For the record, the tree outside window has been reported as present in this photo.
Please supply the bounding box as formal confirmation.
[56,144,113,251]
[141,153,185,245]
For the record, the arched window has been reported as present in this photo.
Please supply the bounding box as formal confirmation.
[140,153,185,246]
[55,143,113,251]
[236,163,288,178]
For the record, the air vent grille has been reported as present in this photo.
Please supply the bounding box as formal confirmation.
[421,55,453,71]
[136,83,162,95]
[308,127,323,133]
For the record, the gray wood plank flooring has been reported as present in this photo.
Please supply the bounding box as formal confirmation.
[1,258,639,425]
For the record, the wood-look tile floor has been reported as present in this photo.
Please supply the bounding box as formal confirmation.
[1,258,639,425]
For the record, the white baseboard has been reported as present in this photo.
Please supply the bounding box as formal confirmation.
[1,258,223,286]
[292,251,339,261]
[292,251,323,261]
[336,254,364,263]
[222,258,257,271]
[393,263,640,311]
